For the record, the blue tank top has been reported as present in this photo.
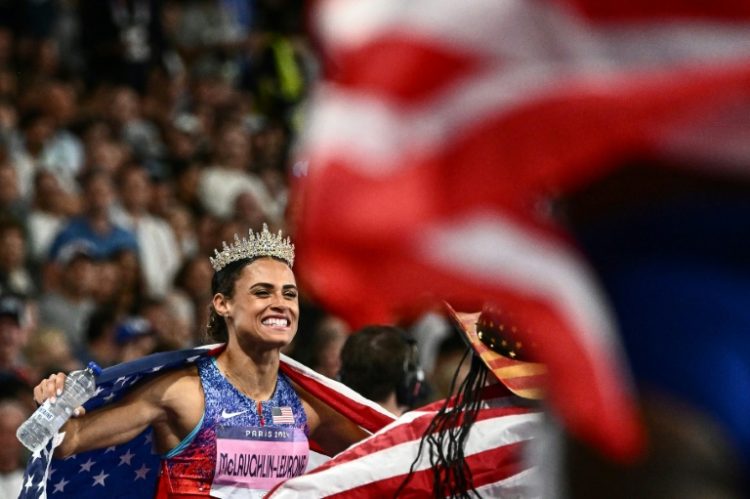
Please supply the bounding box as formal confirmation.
[156,356,309,497]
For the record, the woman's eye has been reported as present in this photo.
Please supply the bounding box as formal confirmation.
[284,292,298,299]
[254,290,270,297]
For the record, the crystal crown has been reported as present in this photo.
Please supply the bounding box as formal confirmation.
[209,223,295,271]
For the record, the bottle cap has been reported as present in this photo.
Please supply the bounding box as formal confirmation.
[87,361,102,376]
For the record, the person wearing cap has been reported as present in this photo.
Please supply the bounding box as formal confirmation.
[37,240,97,354]
[115,316,158,363]
[47,170,139,265]
[265,303,546,498]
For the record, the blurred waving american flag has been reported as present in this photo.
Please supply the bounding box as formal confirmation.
[292,0,750,460]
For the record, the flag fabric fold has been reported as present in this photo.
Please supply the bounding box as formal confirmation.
[293,0,750,460]
[18,345,396,499]
[266,384,543,498]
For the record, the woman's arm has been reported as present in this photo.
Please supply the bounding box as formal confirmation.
[33,368,202,458]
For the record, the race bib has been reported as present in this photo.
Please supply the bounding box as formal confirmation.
[211,426,309,498]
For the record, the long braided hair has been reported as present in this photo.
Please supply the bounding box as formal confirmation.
[395,348,489,498]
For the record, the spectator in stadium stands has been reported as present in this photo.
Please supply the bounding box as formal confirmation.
[37,241,97,353]
[114,315,158,362]
[307,314,349,379]
[0,295,31,383]
[0,219,35,298]
[0,399,29,499]
[174,255,214,340]
[197,120,278,223]
[112,163,182,299]
[26,170,77,265]
[339,325,427,416]
[0,161,28,223]
[48,170,139,263]
[107,86,166,170]
[24,326,81,381]
[82,305,121,368]
[79,0,166,94]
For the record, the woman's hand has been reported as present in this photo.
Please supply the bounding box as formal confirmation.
[33,373,86,417]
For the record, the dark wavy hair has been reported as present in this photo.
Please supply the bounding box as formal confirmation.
[395,350,488,498]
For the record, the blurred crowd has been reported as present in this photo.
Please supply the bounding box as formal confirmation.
[0,0,315,377]
[0,2,468,494]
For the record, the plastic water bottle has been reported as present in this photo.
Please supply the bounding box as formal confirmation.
[16,361,102,452]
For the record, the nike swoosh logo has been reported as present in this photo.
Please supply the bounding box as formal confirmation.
[221,409,249,419]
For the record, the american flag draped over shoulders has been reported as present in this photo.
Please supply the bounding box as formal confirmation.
[292,0,750,460]
[19,346,395,499]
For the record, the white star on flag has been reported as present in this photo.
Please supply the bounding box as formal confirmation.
[24,475,33,490]
[92,470,109,487]
[31,449,43,462]
[79,458,95,473]
[134,464,150,481]
[118,449,135,466]
[52,477,69,494]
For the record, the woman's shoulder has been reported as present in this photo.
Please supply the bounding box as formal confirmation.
[128,364,202,405]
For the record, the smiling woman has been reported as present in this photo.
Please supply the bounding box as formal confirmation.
[31,225,370,498]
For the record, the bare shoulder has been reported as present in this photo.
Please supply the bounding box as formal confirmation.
[134,364,205,453]
[126,365,201,404]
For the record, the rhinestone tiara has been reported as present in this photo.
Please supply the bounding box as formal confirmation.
[209,223,295,272]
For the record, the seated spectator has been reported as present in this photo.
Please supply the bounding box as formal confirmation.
[37,241,97,353]
[0,295,31,383]
[48,170,139,264]
[197,121,279,222]
[107,86,166,168]
[0,160,27,222]
[339,325,428,416]
[114,316,157,362]
[307,314,349,379]
[11,105,83,198]
[0,399,29,499]
[26,170,77,265]
[111,163,181,299]
[81,305,120,368]
[0,219,34,298]
[23,326,81,382]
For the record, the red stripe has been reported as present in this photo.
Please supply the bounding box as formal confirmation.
[312,403,535,470]
[557,0,750,22]
[499,374,548,392]
[330,35,483,105]
[326,441,528,498]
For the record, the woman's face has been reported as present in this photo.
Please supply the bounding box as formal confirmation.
[217,258,299,349]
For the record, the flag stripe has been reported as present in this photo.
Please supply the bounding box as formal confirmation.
[326,442,529,498]
[267,410,542,497]
[317,400,534,468]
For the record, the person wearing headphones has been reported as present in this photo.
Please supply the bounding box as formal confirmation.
[338,325,427,416]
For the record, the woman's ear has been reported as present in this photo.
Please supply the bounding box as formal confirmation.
[213,293,230,317]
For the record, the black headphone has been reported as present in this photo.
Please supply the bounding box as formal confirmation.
[396,335,427,409]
